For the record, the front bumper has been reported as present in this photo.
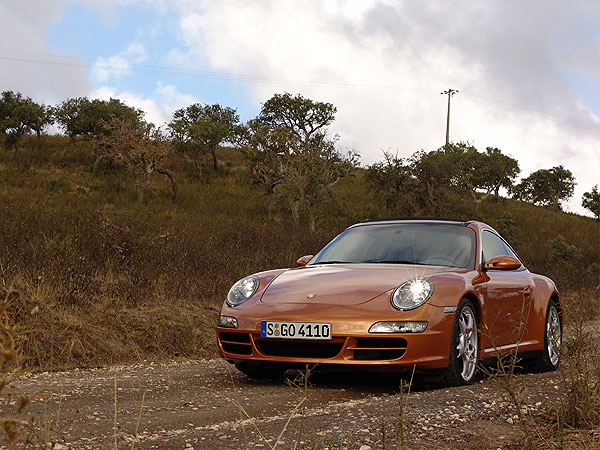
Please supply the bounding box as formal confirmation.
[216,302,454,371]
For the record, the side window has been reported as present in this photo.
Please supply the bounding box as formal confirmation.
[482,231,518,262]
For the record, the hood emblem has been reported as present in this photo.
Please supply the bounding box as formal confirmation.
[307,293,317,299]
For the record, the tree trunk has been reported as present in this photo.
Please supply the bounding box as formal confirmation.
[426,182,435,213]
[211,148,218,170]
[471,191,489,216]
[308,208,316,233]
[14,141,21,170]
[36,128,42,152]
[289,197,300,227]
[93,155,103,176]
[184,153,203,178]
[263,184,275,218]
[553,197,561,211]
[137,173,151,204]
[157,168,178,202]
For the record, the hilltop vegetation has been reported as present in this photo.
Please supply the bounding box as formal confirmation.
[0,90,598,370]
[0,134,597,370]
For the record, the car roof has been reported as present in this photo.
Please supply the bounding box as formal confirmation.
[350,218,500,236]
[353,217,472,227]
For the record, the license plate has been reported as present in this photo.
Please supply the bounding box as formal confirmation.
[260,321,332,340]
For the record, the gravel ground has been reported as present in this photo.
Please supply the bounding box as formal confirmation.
[1,356,596,450]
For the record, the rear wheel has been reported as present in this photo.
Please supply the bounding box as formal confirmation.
[527,299,561,372]
[235,363,287,380]
[442,299,479,386]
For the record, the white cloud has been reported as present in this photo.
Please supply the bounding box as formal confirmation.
[92,43,147,82]
[0,0,91,103]
[91,82,199,126]
[2,0,597,214]
[164,0,599,214]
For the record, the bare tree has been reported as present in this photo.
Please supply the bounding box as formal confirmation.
[242,120,299,218]
[95,118,177,203]
[55,97,144,175]
[280,135,359,232]
[246,93,357,229]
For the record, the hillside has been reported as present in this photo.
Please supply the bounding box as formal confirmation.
[0,136,598,370]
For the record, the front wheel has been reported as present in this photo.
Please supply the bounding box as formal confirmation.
[442,299,479,386]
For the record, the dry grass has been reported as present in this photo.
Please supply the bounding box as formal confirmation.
[0,135,598,372]
[533,290,600,449]
[0,285,45,447]
[481,288,600,449]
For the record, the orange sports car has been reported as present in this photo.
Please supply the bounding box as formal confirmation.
[216,219,562,386]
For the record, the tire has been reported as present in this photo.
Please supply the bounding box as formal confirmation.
[235,363,287,380]
[442,299,479,387]
[527,299,561,372]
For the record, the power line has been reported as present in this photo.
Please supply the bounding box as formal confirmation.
[459,93,599,132]
[0,49,439,94]
[0,48,598,131]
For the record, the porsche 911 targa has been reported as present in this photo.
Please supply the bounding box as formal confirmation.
[216,219,562,386]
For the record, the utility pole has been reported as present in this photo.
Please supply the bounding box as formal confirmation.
[441,89,458,147]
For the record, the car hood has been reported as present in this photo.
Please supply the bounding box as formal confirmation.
[260,263,463,305]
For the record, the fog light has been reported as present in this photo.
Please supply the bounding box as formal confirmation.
[218,315,238,328]
[369,321,428,333]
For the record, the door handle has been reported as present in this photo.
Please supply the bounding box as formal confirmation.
[522,287,532,296]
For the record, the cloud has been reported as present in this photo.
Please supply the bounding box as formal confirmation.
[92,43,147,82]
[2,0,597,214]
[0,0,91,103]
[91,82,199,126]
[164,0,599,214]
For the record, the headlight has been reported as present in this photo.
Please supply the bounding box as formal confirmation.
[391,278,433,311]
[227,275,259,306]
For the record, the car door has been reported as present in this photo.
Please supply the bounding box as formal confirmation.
[481,230,532,349]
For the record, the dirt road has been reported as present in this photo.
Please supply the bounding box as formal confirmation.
[0,357,579,450]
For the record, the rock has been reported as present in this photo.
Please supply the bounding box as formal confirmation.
[359,446,372,450]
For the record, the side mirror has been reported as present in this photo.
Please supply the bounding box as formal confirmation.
[296,255,314,267]
[484,255,521,271]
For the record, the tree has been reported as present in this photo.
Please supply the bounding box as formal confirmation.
[258,92,336,141]
[512,166,575,211]
[280,135,359,231]
[582,185,600,219]
[94,118,177,204]
[482,147,520,198]
[408,149,453,214]
[55,97,144,140]
[169,103,240,173]
[245,93,356,229]
[241,120,298,217]
[366,143,520,216]
[0,91,41,168]
[31,103,54,152]
[365,152,416,214]
[55,97,144,174]
[442,143,520,213]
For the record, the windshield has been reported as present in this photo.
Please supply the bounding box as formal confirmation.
[309,223,476,269]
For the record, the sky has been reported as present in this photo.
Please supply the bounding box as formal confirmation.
[0,0,598,215]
